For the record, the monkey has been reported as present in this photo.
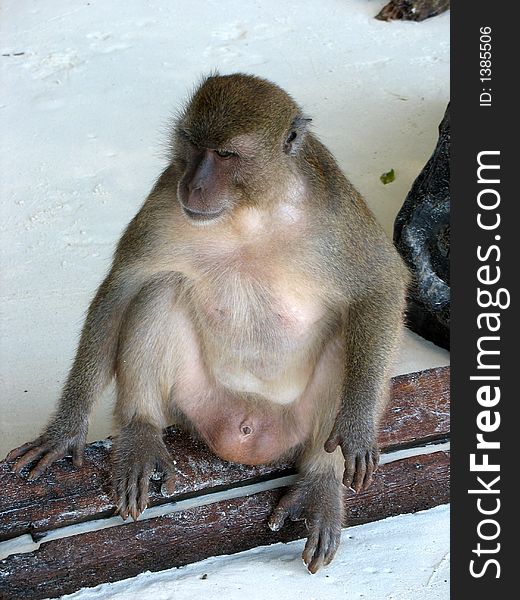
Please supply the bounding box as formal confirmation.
[7,73,409,573]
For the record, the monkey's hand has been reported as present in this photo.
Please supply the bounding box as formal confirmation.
[7,417,88,480]
[113,421,176,521]
[324,423,380,493]
[268,474,344,573]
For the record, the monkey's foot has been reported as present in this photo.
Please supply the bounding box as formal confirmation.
[268,475,344,573]
[113,421,176,521]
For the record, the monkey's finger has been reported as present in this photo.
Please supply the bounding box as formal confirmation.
[324,433,340,454]
[28,448,66,480]
[118,496,130,521]
[160,468,176,497]
[153,443,176,492]
[352,454,367,493]
[363,451,376,490]
[115,474,130,520]
[154,451,177,496]
[372,447,381,470]
[157,450,176,475]
[13,445,49,474]
[136,463,155,519]
[6,438,43,462]
[118,498,130,521]
[341,455,357,489]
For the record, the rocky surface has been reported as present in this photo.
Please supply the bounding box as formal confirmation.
[376,0,450,22]
[394,105,450,349]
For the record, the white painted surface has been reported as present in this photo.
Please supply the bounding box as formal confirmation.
[62,505,450,600]
[1,1,449,598]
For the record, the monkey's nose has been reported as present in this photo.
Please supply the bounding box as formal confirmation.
[187,186,211,211]
[188,181,202,193]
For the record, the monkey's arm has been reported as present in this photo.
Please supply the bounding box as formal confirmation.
[324,288,404,492]
[7,267,150,478]
[7,171,178,477]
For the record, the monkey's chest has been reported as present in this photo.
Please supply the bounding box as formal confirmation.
[190,276,329,404]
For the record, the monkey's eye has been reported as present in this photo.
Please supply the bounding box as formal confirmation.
[286,131,297,144]
[179,129,194,143]
[215,149,235,159]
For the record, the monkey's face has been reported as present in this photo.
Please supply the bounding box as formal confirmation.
[176,138,248,223]
[174,73,310,225]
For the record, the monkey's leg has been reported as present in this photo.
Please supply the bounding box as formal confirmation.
[8,268,149,478]
[269,444,345,574]
[325,290,404,491]
[112,274,181,520]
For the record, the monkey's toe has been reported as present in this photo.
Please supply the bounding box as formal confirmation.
[268,486,306,531]
[302,521,341,574]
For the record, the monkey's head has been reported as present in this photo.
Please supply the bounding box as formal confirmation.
[174,73,311,223]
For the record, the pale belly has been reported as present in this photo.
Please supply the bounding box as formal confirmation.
[168,284,343,466]
[212,359,312,405]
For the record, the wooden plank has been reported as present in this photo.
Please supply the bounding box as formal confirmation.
[0,366,449,541]
[379,366,450,450]
[0,451,449,600]
[0,434,279,543]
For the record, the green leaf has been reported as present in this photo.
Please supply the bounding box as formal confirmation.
[380,169,396,184]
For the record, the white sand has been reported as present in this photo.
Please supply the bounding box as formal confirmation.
[62,505,450,600]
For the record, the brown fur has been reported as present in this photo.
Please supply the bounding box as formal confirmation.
[7,73,409,572]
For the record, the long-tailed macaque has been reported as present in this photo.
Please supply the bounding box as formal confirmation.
[8,74,409,573]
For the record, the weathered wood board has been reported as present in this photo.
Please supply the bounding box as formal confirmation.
[0,367,449,541]
[0,452,450,600]
[0,366,450,600]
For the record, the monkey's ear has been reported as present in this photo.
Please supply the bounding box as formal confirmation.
[284,116,311,155]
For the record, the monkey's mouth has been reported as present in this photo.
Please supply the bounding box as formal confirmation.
[182,205,225,222]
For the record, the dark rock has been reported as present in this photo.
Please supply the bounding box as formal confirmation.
[394,105,450,349]
[376,0,450,22]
